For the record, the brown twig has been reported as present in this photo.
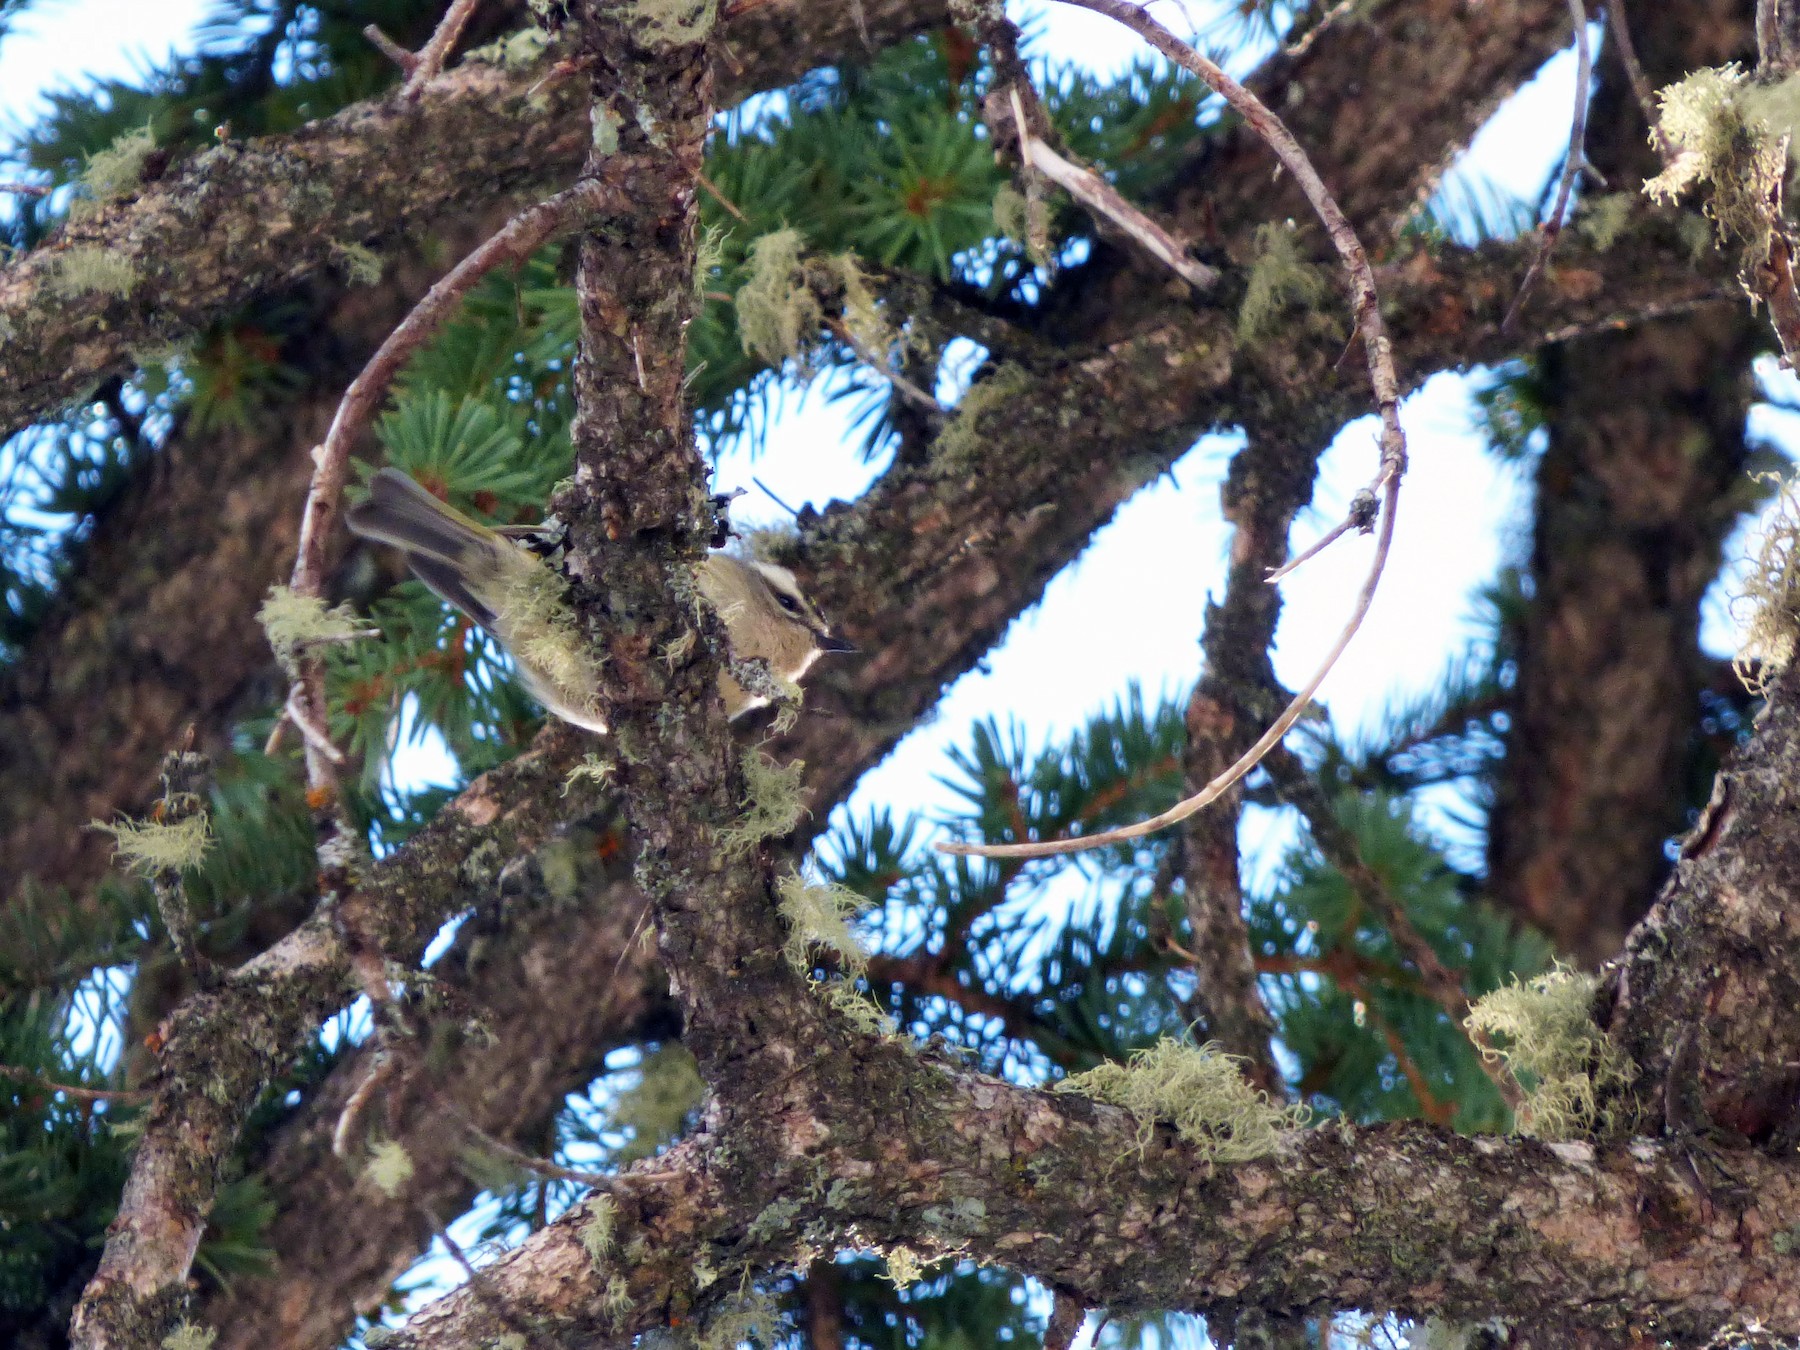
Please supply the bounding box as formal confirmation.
[362,24,419,74]
[696,169,749,223]
[0,181,51,197]
[1005,89,1218,291]
[939,0,1407,862]
[404,0,484,96]
[1500,0,1593,334]
[825,317,942,414]
[1263,490,1376,583]
[0,1063,149,1104]
[1603,0,1662,151]
[332,1049,402,1161]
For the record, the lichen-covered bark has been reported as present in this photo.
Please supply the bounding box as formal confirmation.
[0,0,952,439]
[1607,657,1800,1148]
[386,1038,1800,1349]
[65,728,595,1350]
[1486,0,1761,966]
[203,836,671,1350]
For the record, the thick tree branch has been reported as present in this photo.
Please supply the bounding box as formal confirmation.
[384,1043,1800,1348]
[0,0,953,440]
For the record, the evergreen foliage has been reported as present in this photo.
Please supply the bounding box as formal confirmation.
[0,1,1588,1347]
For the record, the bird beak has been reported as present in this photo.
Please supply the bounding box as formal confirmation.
[816,633,857,654]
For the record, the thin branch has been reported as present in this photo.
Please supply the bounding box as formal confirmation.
[696,169,749,223]
[1264,490,1375,583]
[1500,0,1593,334]
[1759,0,1783,74]
[825,317,942,414]
[405,0,484,96]
[0,181,51,197]
[332,1049,401,1161]
[0,1063,149,1104]
[1006,89,1218,291]
[939,0,1408,862]
[1604,0,1661,148]
[363,24,419,74]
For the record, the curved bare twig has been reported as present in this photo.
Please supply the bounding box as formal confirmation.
[938,0,1409,862]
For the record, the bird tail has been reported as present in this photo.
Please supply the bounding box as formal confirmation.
[346,468,497,568]
[346,468,510,630]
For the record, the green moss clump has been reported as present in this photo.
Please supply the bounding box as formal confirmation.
[612,1044,705,1163]
[50,246,137,299]
[1055,1039,1308,1162]
[1731,472,1800,693]
[934,362,1034,468]
[1464,966,1635,1140]
[1575,193,1636,252]
[162,1325,217,1350]
[73,125,156,219]
[1238,221,1329,344]
[258,584,368,675]
[93,811,212,876]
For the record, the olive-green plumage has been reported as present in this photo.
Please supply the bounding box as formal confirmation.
[346,468,850,731]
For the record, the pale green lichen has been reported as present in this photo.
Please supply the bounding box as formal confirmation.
[1730,471,1800,693]
[364,1139,416,1197]
[718,751,808,853]
[697,1290,784,1350]
[1238,221,1329,344]
[882,1245,926,1289]
[563,752,616,797]
[934,361,1034,468]
[831,251,893,355]
[736,228,820,368]
[694,221,729,299]
[581,1194,620,1265]
[776,871,871,979]
[593,105,622,156]
[604,1273,633,1320]
[162,1325,217,1350]
[1576,193,1636,252]
[1464,966,1635,1140]
[467,26,551,68]
[1644,65,1790,264]
[259,584,367,675]
[630,0,718,47]
[333,241,383,286]
[746,1196,802,1244]
[1055,1039,1307,1162]
[50,246,137,299]
[73,124,155,219]
[93,810,212,876]
[613,1043,705,1163]
[776,873,896,1035]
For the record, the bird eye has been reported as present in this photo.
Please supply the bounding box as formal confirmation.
[776,593,801,614]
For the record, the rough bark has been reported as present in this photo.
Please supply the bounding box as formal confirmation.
[1487,0,1761,965]
[152,226,1726,1350]
[1607,658,1800,1149]
[0,0,953,919]
[386,1036,1800,1350]
[0,0,953,439]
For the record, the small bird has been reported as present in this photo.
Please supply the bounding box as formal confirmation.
[346,467,852,732]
